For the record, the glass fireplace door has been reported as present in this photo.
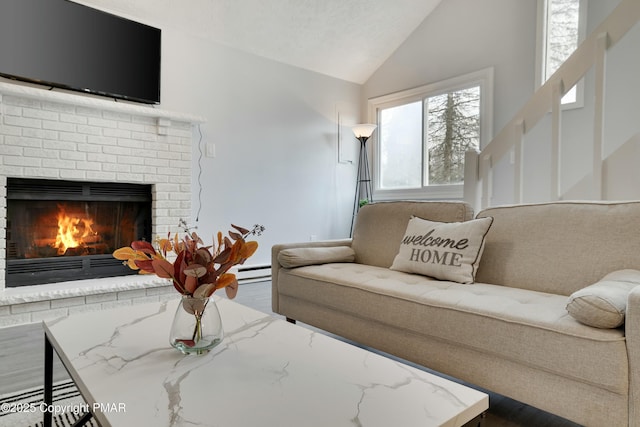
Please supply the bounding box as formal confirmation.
[6,178,152,287]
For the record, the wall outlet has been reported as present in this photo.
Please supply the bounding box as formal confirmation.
[205,143,216,158]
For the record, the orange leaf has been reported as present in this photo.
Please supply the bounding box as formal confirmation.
[226,240,242,264]
[157,238,173,253]
[126,259,140,270]
[239,241,258,259]
[113,247,137,260]
[215,273,237,291]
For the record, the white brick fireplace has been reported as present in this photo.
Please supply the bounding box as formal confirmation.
[0,82,204,326]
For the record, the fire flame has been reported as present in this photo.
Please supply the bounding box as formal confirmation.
[54,211,97,255]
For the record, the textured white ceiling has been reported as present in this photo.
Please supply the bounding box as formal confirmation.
[83,0,442,83]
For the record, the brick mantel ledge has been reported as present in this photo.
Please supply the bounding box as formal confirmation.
[0,81,206,125]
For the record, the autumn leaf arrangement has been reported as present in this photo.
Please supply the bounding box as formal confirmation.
[113,222,264,353]
[113,222,265,300]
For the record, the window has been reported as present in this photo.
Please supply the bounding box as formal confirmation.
[537,0,586,105]
[370,68,493,200]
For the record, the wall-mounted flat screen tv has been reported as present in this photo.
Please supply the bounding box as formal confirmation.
[0,0,161,104]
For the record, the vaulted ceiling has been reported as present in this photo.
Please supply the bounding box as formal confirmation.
[84,0,442,83]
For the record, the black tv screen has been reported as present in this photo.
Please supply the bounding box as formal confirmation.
[0,0,161,104]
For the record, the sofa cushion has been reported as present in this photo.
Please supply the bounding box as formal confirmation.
[351,201,474,268]
[277,263,628,394]
[390,216,493,284]
[476,201,640,296]
[567,269,640,328]
[278,246,355,268]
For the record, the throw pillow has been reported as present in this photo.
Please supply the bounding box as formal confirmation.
[566,269,640,328]
[278,246,356,269]
[390,216,493,284]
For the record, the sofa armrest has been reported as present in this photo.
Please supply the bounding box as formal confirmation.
[271,239,352,313]
[626,286,640,426]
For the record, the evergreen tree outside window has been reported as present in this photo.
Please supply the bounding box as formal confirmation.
[370,69,492,200]
[426,87,480,185]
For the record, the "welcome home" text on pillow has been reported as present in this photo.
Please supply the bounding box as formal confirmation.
[390,216,493,284]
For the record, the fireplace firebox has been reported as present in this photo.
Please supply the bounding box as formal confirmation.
[6,178,152,287]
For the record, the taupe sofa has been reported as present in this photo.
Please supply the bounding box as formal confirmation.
[271,200,640,427]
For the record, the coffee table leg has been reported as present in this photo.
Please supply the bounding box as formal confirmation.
[44,334,53,427]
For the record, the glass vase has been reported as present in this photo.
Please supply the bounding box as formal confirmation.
[169,295,224,355]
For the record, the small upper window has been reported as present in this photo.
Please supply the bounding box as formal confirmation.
[537,0,585,105]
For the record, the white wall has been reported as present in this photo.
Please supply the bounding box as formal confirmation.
[64,0,638,270]
[363,0,537,207]
[364,0,537,141]
[363,0,640,206]
[519,0,640,203]
[162,30,360,266]
[77,1,362,267]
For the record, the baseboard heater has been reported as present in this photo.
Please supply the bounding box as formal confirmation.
[235,263,271,282]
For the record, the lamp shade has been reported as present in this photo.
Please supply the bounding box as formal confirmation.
[352,124,377,139]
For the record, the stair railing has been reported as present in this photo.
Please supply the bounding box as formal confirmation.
[464,0,640,210]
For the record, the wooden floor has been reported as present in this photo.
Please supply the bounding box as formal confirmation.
[0,280,581,426]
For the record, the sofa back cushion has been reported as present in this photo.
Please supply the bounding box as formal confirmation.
[475,201,640,296]
[351,201,474,268]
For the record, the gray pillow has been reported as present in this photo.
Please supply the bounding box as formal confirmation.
[278,246,355,268]
[566,269,640,328]
[390,216,493,284]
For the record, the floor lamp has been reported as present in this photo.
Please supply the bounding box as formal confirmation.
[350,124,377,235]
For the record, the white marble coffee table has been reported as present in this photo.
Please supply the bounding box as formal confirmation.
[43,297,488,426]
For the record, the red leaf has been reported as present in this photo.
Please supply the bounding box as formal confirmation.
[175,339,196,347]
[225,279,239,299]
[174,251,186,282]
[134,259,155,273]
[195,248,212,266]
[185,275,198,294]
[228,231,242,241]
[131,241,156,255]
[231,224,250,235]
[172,280,185,294]
[152,259,174,278]
[213,247,231,264]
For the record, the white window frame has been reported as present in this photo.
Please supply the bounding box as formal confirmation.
[368,68,493,201]
[535,0,588,109]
